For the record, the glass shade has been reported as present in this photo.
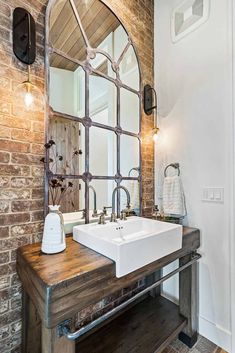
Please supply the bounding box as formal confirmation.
[15,80,44,112]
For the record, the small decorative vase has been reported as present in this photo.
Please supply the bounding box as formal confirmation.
[41,205,66,254]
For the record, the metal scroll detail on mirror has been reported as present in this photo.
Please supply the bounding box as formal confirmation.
[45,0,142,224]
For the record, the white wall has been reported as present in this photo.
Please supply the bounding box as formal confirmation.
[50,67,75,116]
[154,0,233,351]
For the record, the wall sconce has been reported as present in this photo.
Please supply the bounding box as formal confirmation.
[144,85,160,142]
[13,7,44,112]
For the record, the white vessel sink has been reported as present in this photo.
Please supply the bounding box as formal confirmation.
[73,217,182,277]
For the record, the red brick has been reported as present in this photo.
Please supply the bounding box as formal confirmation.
[0,115,31,130]
[0,140,30,153]
[0,276,10,290]
[0,308,21,326]
[0,213,30,226]
[0,262,16,277]
[11,200,44,212]
[11,153,42,166]
[30,210,44,222]
[11,177,43,188]
[0,227,9,239]
[10,222,43,237]
[0,251,9,264]
[0,189,30,200]
[0,26,10,42]
[31,143,44,154]
[0,165,30,177]
[0,151,10,163]
[0,126,10,138]
[0,200,9,213]
[11,129,44,144]
[0,102,11,115]
[0,1,11,17]
[31,188,44,199]
[31,166,44,177]
[32,121,44,132]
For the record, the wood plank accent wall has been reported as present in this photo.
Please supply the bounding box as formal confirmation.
[0,0,154,352]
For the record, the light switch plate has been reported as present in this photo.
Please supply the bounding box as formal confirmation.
[202,187,224,203]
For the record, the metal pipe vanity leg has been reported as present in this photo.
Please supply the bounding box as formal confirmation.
[179,253,199,348]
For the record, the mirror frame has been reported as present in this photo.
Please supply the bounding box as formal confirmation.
[45,0,143,223]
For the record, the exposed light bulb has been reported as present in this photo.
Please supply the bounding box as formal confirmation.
[153,127,160,143]
[24,91,34,109]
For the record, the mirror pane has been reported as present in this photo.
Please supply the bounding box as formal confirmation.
[119,45,140,91]
[120,135,139,177]
[48,178,82,213]
[49,55,85,117]
[89,179,116,213]
[120,88,140,134]
[90,53,115,79]
[90,127,116,176]
[120,180,140,215]
[113,26,129,62]
[48,115,85,175]
[90,74,117,127]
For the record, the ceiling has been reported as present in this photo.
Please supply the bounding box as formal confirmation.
[49,0,120,71]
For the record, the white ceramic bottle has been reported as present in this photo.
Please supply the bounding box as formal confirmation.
[41,205,66,254]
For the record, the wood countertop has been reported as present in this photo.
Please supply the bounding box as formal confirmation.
[17,226,200,328]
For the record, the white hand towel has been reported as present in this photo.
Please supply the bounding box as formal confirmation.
[120,181,139,212]
[163,175,186,217]
[129,180,139,211]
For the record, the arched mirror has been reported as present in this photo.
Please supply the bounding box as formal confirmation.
[45,0,142,225]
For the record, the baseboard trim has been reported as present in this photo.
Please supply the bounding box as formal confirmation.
[199,316,231,352]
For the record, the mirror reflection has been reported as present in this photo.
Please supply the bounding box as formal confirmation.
[89,127,116,176]
[90,74,117,127]
[120,135,140,177]
[49,55,85,117]
[120,88,140,133]
[120,180,140,215]
[48,116,85,175]
[89,180,116,213]
[47,0,141,218]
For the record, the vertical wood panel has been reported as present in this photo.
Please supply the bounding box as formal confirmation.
[48,116,81,212]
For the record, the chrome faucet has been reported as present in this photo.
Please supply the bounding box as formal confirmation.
[88,186,98,217]
[111,186,131,222]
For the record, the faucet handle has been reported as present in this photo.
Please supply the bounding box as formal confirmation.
[103,206,112,216]
[98,213,106,225]
[120,210,127,221]
[110,212,117,223]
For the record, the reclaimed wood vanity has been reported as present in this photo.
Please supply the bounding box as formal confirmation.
[17,227,200,353]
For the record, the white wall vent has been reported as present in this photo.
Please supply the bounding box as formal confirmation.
[171,0,210,43]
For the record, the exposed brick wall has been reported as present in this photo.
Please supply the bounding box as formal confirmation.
[0,0,154,352]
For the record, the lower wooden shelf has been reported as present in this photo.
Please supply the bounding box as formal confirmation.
[76,295,187,353]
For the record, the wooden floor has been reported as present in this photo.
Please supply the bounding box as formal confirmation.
[163,335,227,353]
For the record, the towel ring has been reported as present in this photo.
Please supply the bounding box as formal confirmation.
[128,167,140,177]
[164,163,180,177]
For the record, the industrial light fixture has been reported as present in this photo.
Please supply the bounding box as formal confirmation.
[144,85,160,142]
[13,7,44,112]
[153,126,160,143]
